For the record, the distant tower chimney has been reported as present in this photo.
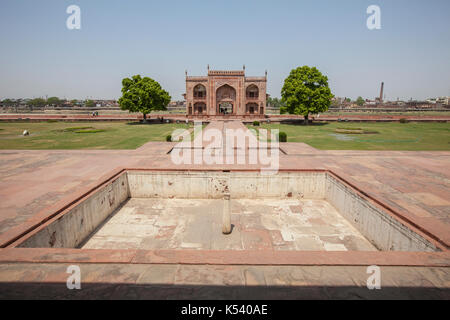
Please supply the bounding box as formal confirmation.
[379,82,384,102]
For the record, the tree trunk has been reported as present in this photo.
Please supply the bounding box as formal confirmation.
[304,113,309,125]
[143,113,147,122]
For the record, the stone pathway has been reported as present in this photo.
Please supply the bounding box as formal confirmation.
[0,263,448,299]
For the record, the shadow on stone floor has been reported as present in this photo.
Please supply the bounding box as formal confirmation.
[1,282,448,300]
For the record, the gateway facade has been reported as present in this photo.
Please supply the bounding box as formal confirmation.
[184,67,267,116]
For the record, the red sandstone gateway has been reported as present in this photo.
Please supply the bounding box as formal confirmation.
[184,67,268,117]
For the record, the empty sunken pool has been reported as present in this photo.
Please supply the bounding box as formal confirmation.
[14,170,440,252]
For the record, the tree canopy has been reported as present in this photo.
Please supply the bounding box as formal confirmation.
[29,98,46,107]
[47,97,62,106]
[267,97,285,109]
[118,75,171,119]
[356,96,365,106]
[1,99,15,105]
[281,66,333,122]
[84,100,95,108]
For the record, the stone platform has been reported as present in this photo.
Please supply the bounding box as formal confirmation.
[0,121,449,299]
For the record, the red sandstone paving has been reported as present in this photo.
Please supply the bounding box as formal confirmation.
[0,247,449,298]
[1,247,448,266]
[0,263,448,299]
[0,121,449,246]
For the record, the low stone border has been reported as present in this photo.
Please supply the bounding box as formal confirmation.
[0,248,448,267]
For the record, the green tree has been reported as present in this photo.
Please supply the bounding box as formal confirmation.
[281,66,333,124]
[29,98,46,108]
[356,96,365,106]
[267,97,285,109]
[47,97,61,106]
[85,100,95,108]
[118,75,171,120]
[1,99,15,106]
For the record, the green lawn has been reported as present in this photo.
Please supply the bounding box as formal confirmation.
[321,111,450,116]
[1,121,449,151]
[0,121,192,150]
[248,122,450,151]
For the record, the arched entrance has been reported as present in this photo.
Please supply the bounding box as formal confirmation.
[216,84,236,115]
[194,102,206,115]
[218,102,233,114]
[246,102,258,114]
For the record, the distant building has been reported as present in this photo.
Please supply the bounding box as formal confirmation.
[167,101,186,113]
[428,97,450,105]
[365,99,377,106]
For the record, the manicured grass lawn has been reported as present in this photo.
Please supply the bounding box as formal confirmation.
[0,121,192,150]
[321,111,450,116]
[247,122,450,150]
[2,121,449,151]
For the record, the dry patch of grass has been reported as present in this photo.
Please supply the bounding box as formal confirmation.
[335,127,379,134]
[52,126,106,134]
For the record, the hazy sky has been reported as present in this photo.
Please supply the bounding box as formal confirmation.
[1,0,449,101]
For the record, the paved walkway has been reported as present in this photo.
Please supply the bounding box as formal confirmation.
[0,263,448,299]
